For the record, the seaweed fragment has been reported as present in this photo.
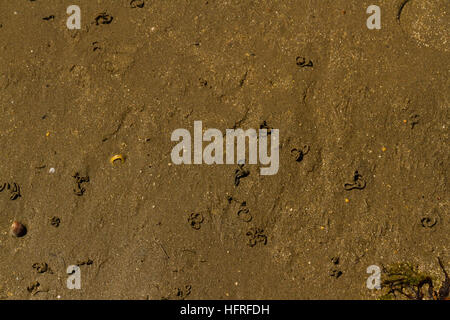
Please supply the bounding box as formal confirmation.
[380,259,449,300]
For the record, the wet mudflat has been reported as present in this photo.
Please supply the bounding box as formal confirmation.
[0,0,448,299]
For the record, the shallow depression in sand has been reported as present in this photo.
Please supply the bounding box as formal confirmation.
[400,0,449,52]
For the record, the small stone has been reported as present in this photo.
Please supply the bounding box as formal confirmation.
[11,221,27,237]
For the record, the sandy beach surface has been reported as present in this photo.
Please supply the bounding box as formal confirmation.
[0,0,448,299]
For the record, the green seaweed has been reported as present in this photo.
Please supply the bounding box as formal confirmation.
[380,262,434,300]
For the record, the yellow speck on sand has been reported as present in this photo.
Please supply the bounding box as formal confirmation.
[345,198,350,203]
[7,292,13,297]
[46,131,50,137]
[403,119,407,124]
[320,226,325,230]
[381,146,387,152]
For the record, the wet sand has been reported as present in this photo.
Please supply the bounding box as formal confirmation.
[0,0,448,299]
